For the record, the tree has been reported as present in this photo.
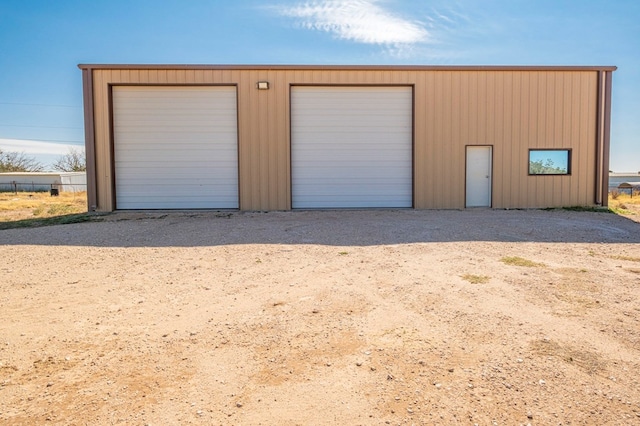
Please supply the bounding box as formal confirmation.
[0,148,44,172]
[52,147,86,172]
[529,158,566,175]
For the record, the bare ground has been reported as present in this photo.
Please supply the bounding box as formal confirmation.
[1,209,639,425]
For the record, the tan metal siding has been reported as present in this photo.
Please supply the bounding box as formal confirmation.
[87,68,601,211]
[412,71,427,208]
[421,70,598,209]
[92,70,111,211]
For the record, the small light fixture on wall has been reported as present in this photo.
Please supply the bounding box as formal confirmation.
[256,81,270,90]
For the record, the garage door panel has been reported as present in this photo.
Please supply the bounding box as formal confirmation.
[113,86,238,209]
[294,176,412,185]
[117,117,237,127]
[294,187,412,197]
[116,196,233,210]
[116,148,237,162]
[301,117,410,128]
[115,139,238,151]
[294,195,412,208]
[292,86,412,209]
[122,178,238,185]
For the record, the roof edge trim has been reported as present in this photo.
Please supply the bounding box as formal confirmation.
[78,64,617,72]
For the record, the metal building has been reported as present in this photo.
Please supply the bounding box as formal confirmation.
[0,172,87,193]
[79,64,615,211]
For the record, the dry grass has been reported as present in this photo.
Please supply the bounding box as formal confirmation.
[608,192,640,215]
[0,191,88,223]
[529,339,606,375]
[461,274,490,284]
[500,256,546,267]
[609,255,640,262]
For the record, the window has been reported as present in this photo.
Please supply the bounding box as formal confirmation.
[528,149,571,175]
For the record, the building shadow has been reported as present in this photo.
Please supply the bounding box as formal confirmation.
[1,209,639,247]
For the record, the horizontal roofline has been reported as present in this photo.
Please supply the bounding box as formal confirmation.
[78,64,618,72]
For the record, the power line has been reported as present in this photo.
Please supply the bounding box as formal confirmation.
[0,138,85,144]
[45,139,84,144]
[0,101,81,109]
[0,124,83,130]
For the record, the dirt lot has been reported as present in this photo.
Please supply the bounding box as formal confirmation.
[1,209,639,425]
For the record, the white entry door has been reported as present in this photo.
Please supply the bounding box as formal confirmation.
[466,146,492,207]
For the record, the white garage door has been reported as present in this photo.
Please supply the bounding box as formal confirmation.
[291,86,413,208]
[113,86,238,209]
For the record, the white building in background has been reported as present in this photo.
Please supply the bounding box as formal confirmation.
[0,172,87,192]
[609,172,640,192]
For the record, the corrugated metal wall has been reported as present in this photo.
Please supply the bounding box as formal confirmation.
[86,67,601,211]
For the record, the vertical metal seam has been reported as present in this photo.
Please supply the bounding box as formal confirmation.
[411,84,416,208]
[595,71,604,205]
[81,68,97,211]
[601,71,613,207]
[108,84,117,210]
[234,84,241,210]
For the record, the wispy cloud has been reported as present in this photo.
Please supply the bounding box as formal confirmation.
[0,139,79,156]
[0,138,82,169]
[275,0,429,46]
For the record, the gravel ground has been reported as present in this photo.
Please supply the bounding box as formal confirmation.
[1,209,639,425]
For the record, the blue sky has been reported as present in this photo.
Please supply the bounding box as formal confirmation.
[1,0,638,171]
